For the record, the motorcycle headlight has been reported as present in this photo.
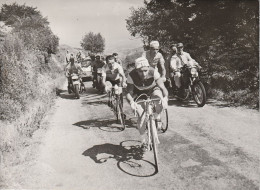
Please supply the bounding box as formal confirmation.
[190,68,198,77]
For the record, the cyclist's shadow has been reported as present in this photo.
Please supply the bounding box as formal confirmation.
[82,141,158,177]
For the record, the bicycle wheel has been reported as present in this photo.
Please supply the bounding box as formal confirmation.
[150,116,159,172]
[159,109,168,133]
[116,97,126,131]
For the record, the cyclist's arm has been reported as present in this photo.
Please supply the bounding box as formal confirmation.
[126,74,135,104]
[126,84,135,104]
[118,65,126,83]
[101,67,107,85]
[154,69,168,98]
[159,54,166,78]
[156,78,168,98]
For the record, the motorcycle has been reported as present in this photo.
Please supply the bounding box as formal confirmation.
[68,73,85,99]
[95,67,103,93]
[171,64,206,107]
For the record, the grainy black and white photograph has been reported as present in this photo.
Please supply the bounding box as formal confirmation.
[0,0,259,189]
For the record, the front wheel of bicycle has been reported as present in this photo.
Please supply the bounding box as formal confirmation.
[116,98,126,131]
[159,109,168,133]
[150,116,159,172]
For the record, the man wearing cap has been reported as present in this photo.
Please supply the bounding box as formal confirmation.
[175,43,201,89]
[142,41,166,82]
[126,57,168,151]
[176,43,200,67]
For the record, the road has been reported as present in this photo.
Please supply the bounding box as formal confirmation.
[4,81,260,190]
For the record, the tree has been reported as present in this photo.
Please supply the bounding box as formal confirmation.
[126,0,259,107]
[80,32,105,54]
[0,3,59,55]
[0,3,42,26]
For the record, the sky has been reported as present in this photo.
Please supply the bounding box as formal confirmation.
[0,0,144,53]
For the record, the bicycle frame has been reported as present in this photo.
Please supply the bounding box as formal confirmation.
[108,85,125,130]
[135,94,161,145]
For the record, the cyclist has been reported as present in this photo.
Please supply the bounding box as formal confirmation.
[101,55,127,95]
[126,57,168,151]
[112,53,123,66]
[142,41,166,82]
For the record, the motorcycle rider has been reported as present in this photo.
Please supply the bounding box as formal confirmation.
[142,41,166,82]
[126,57,168,151]
[65,55,85,93]
[175,43,202,89]
[101,55,127,95]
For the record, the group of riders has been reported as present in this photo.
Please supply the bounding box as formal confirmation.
[65,41,202,151]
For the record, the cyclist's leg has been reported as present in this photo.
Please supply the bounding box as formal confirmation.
[151,88,164,124]
[134,99,146,144]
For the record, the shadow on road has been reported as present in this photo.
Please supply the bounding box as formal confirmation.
[82,140,158,177]
[59,92,78,100]
[73,119,135,132]
[168,98,198,108]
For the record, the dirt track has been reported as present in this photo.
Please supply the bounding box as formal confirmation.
[2,81,259,190]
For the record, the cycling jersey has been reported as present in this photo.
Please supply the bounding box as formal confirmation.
[102,62,124,81]
[127,67,160,96]
[142,51,165,68]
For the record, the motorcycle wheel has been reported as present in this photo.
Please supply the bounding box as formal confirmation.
[192,81,206,107]
[74,84,80,99]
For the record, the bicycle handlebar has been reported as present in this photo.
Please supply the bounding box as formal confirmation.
[135,93,161,104]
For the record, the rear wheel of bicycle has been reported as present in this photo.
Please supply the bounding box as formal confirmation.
[116,97,126,131]
[150,116,159,172]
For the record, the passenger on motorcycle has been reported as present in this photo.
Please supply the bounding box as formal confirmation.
[126,57,168,151]
[174,43,202,89]
[142,41,166,82]
[101,55,127,93]
[170,46,182,89]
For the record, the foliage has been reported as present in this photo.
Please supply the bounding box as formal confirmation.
[126,0,259,108]
[0,3,61,120]
[0,3,59,55]
[80,32,105,54]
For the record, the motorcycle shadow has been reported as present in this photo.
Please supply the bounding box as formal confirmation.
[59,92,79,100]
[168,97,199,108]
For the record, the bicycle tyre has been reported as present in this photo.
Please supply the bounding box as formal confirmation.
[150,116,159,172]
[160,109,168,133]
[117,98,126,131]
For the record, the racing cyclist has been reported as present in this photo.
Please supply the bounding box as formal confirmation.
[101,55,127,106]
[126,57,168,151]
